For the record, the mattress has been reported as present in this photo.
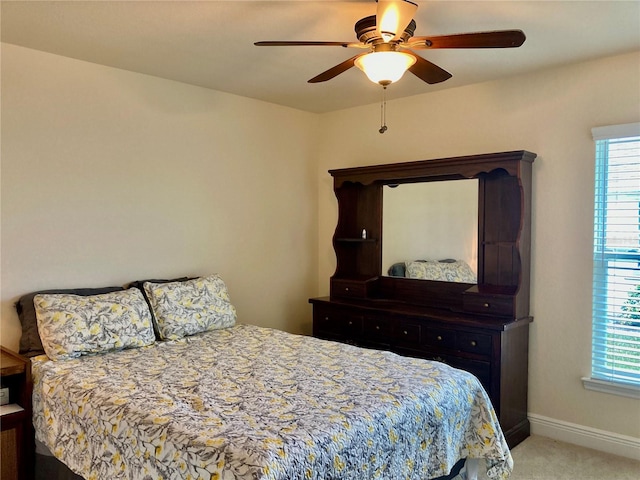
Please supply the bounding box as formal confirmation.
[32,324,512,479]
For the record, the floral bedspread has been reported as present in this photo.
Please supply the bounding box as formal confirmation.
[32,324,513,480]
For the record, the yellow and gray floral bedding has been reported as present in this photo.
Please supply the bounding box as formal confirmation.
[406,260,477,283]
[32,324,512,480]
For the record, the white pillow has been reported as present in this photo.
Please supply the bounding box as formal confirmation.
[143,274,237,340]
[34,288,155,361]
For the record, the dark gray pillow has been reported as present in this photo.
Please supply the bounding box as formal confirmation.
[387,262,407,277]
[15,286,125,358]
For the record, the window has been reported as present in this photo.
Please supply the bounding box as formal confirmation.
[583,122,640,399]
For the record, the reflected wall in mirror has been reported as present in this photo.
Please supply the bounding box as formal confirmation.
[382,179,478,282]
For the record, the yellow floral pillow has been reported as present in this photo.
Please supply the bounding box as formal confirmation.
[34,288,155,361]
[143,274,237,340]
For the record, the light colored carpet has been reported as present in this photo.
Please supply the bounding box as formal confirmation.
[478,435,640,479]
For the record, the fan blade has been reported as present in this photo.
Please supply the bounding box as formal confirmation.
[407,52,452,84]
[308,54,365,83]
[377,0,418,42]
[407,30,526,49]
[254,41,363,48]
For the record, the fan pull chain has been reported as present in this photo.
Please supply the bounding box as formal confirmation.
[379,86,388,134]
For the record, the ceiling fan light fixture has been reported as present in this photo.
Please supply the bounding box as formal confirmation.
[381,32,395,43]
[355,51,416,86]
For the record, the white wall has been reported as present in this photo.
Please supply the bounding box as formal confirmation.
[316,51,640,441]
[1,43,319,350]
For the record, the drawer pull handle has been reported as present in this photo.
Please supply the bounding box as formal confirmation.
[436,335,442,341]
[483,303,490,308]
[345,287,350,292]
[324,316,329,321]
[348,321,353,325]
[403,330,408,335]
[470,340,477,347]
[375,325,380,330]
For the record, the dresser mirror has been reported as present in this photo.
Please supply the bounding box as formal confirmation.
[382,179,478,282]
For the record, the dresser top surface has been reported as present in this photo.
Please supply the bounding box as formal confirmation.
[310,296,532,331]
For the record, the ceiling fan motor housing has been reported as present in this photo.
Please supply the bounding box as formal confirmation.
[355,15,417,45]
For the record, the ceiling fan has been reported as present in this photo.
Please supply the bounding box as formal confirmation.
[255,0,526,87]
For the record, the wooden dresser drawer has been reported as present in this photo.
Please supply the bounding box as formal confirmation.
[429,354,491,392]
[462,292,513,316]
[449,357,491,392]
[363,315,391,342]
[423,327,456,350]
[423,326,491,357]
[343,315,364,337]
[313,307,341,335]
[313,306,363,338]
[392,321,421,348]
[331,279,368,298]
[457,331,492,356]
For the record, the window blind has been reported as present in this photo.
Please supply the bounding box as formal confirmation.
[591,122,640,387]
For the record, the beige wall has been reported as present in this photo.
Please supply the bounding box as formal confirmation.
[0,43,319,350]
[315,51,640,440]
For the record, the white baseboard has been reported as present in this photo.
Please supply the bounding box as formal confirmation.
[528,413,640,461]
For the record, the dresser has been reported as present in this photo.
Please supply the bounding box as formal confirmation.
[310,150,535,448]
[310,296,531,447]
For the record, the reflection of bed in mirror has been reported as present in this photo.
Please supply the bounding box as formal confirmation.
[383,180,478,282]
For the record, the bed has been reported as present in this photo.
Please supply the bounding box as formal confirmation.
[18,274,513,480]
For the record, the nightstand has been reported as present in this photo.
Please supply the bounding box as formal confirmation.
[1,346,33,480]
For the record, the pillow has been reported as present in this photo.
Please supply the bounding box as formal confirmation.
[406,260,477,283]
[15,286,124,357]
[126,277,192,338]
[143,274,237,340]
[387,262,407,277]
[34,288,155,361]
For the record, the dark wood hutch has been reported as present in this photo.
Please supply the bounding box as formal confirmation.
[309,150,535,448]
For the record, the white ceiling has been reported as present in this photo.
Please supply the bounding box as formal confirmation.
[2,1,639,113]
